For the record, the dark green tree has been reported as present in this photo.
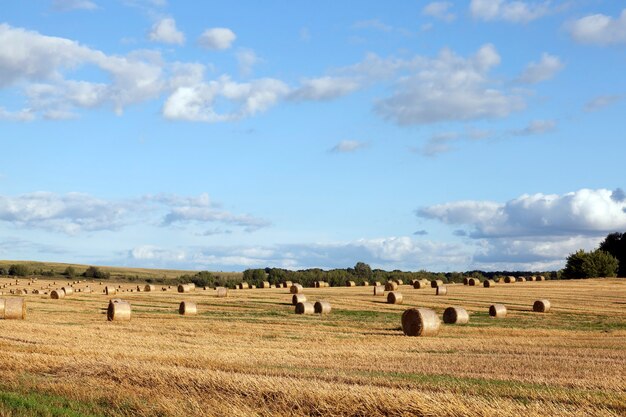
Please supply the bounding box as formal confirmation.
[598,232,626,277]
[8,264,29,276]
[562,249,618,279]
[353,262,372,282]
[64,266,76,277]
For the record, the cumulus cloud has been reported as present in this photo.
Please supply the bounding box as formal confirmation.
[329,140,368,153]
[511,119,557,136]
[52,0,97,11]
[289,76,360,101]
[584,95,623,112]
[567,9,626,45]
[236,48,259,76]
[470,0,550,23]
[374,44,525,125]
[0,107,35,122]
[422,2,456,22]
[198,28,236,50]
[149,17,185,45]
[518,53,564,83]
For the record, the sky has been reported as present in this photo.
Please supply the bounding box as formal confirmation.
[1,0,626,272]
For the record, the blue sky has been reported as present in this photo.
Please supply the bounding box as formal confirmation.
[1,0,626,272]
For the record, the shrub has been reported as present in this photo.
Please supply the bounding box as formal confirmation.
[83,266,110,279]
[562,249,618,279]
[63,266,76,277]
[8,264,29,276]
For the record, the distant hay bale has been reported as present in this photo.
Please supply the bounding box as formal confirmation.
[346,281,356,287]
[314,281,322,288]
[394,279,404,286]
[504,276,516,283]
[468,278,480,286]
[292,294,307,305]
[83,288,92,293]
[260,281,271,289]
[443,306,469,324]
[489,304,507,318]
[385,282,398,291]
[105,286,117,295]
[374,281,381,287]
[0,298,26,320]
[178,284,194,293]
[401,308,440,337]
[179,301,197,316]
[537,276,546,281]
[528,276,536,282]
[373,285,385,296]
[314,300,331,314]
[361,281,369,286]
[436,286,448,296]
[50,289,65,299]
[32,289,39,295]
[216,287,228,297]
[144,284,155,292]
[483,279,496,288]
[62,286,73,296]
[290,284,303,294]
[284,281,293,288]
[295,302,314,314]
[463,277,469,285]
[107,300,131,321]
[518,276,526,282]
[533,299,551,313]
[238,282,250,290]
[387,291,403,304]
[431,280,444,288]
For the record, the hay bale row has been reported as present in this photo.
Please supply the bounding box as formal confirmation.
[0,298,26,320]
[401,308,440,336]
[295,302,314,314]
[295,300,331,314]
[290,284,303,294]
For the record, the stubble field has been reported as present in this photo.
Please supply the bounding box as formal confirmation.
[1,278,625,416]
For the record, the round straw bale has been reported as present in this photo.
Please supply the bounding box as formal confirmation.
[62,286,73,296]
[346,281,356,287]
[238,282,249,290]
[107,300,131,321]
[374,281,381,287]
[468,278,480,286]
[1,298,26,320]
[314,300,331,314]
[504,276,516,283]
[179,301,197,316]
[533,299,551,313]
[373,285,385,296]
[314,281,321,288]
[489,304,507,318]
[537,275,546,281]
[32,289,39,295]
[443,306,469,324]
[50,289,65,299]
[528,276,536,281]
[518,276,526,282]
[436,286,448,295]
[483,279,496,288]
[361,281,370,286]
[385,281,398,291]
[394,279,404,286]
[144,284,155,292]
[387,291,403,304]
[463,277,469,285]
[283,281,293,288]
[431,280,444,288]
[105,286,116,295]
[260,281,271,289]
[290,284,303,294]
[295,302,314,314]
[177,284,193,293]
[292,294,307,305]
[401,308,440,337]
[216,287,228,297]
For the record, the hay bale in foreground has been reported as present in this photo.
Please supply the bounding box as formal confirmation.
[373,285,385,296]
[401,308,440,337]
[105,286,116,295]
[295,302,314,314]
[290,284,303,294]
[489,304,507,318]
[62,286,73,296]
[387,291,403,304]
[216,287,228,297]
[504,276,516,283]
[179,301,197,316]
[314,300,331,314]
[431,280,444,288]
[436,286,448,295]
[443,306,469,324]
[374,281,382,287]
[0,298,26,320]
[468,278,480,286]
[533,299,551,313]
[107,300,131,321]
[50,289,65,299]
[385,282,398,291]
[144,284,155,292]
[292,294,307,305]
[483,280,496,288]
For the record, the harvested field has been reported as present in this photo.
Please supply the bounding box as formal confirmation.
[0,277,625,416]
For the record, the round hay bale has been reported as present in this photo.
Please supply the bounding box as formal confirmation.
[260,281,271,289]
[283,281,293,289]
[387,291,403,304]
[504,276,516,283]
[83,288,92,294]
[431,280,444,288]
[443,306,469,324]
[528,276,536,282]
[107,300,131,321]
[401,308,440,337]
[436,286,448,295]
[314,281,322,288]
[537,275,546,281]
[518,276,526,282]
[1,298,26,320]
[374,281,381,287]
[216,287,228,297]
[179,301,197,316]
[361,281,370,286]
[385,281,398,291]
[144,284,155,292]
[489,304,507,318]
[373,285,385,296]
[463,277,469,285]
[314,300,331,314]
[394,279,404,286]
[295,302,314,314]
[105,286,116,295]
[468,278,480,286]
[32,289,39,295]
[346,281,356,287]
[238,282,249,290]
[62,286,73,296]
[50,289,65,299]
[292,294,307,305]
[533,299,551,313]
[177,284,193,293]
[290,284,303,294]
[483,279,496,288]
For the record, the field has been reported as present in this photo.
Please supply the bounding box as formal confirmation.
[1,277,625,416]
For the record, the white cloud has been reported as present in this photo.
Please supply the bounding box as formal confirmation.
[0,107,35,122]
[198,28,236,50]
[584,95,623,111]
[52,0,97,11]
[422,2,456,22]
[130,245,186,261]
[329,140,368,153]
[289,76,360,101]
[518,53,564,83]
[567,9,626,45]
[236,48,259,77]
[511,119,557,136]
[375,44,524,125]
[149,17,185,45]
[162,75,289,122]
[470,0,550,23]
